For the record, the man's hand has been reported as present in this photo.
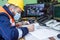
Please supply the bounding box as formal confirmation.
[49,37,56,40]
[27,25,34,32]
[16,22,34,32]
[16,22,22,27]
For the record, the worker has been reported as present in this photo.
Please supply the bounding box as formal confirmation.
[0,2,34,40]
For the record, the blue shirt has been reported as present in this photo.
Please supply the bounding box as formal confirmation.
[0,5,29,40]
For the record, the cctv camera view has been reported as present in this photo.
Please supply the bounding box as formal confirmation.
[24,4,45,17]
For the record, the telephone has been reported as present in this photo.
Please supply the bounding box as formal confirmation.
[45,19,60,31]
[45,20,57,27]
[52,23,60,31]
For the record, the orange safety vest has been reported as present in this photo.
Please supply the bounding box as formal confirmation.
[0,6,15,26]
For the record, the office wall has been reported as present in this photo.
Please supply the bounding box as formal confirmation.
[58,0,60,2]
[24,0,37,6]
[0,0,7,6]
[0,0,37,6]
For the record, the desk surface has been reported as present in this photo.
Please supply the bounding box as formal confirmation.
[25,26,60,40]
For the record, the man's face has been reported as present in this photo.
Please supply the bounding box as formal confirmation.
[8,5,22,21]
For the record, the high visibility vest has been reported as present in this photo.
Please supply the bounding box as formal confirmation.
[0,6,15,26]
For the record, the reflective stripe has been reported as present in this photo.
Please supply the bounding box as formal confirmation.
[16,28,22,39]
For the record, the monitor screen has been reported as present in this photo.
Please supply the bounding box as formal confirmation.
[53,4,60,20]
[24,3,45,17]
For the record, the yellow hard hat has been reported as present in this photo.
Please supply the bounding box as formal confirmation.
[8,0,24,11]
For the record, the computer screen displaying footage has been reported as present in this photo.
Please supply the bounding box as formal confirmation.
[24,3,45,17]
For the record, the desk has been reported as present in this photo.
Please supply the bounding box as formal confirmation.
[25,26,60,40]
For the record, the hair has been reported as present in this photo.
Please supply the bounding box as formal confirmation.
[8,4,16,9]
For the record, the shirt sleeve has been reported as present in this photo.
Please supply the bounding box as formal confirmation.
[16,27,29,38]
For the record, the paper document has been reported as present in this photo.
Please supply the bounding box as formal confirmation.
[29,29,60,40]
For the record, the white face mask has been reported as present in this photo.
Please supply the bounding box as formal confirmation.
[14,12,21,21]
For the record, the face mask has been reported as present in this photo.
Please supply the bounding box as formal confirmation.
[14,12,21,21]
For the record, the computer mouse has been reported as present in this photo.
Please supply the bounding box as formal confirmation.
[57,34,60,39]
